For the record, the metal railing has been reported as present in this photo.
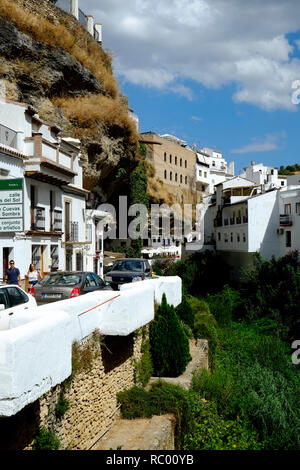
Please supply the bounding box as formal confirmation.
[280,214,293,226]
[55,0,70,13]
[78,7,87,27]
[65,221,79,242]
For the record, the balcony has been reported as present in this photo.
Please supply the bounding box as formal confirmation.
[65,222,79,242]
[280,214,293,227]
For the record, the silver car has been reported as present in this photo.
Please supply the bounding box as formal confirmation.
[31,271,112,304]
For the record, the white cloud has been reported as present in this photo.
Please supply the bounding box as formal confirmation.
[231,132,285,154]
[83,0,300,111]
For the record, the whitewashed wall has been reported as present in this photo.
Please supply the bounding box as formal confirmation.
[0,276,182,417]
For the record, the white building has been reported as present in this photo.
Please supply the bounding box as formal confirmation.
[195,147,234,194]
[239,161,287,191]
[200,170,300,279]
[278,174,300,257]
[0,100,106,282]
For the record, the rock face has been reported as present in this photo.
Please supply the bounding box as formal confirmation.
[0,17,103,103]
[0,1,138,204]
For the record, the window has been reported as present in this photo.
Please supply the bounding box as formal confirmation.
[170,154,172,164]
[51,245,59,270]
[7,287,28,307]
[76,252,83,271]
[237,234,240,243]
[0,289,9,309]
[243,233,246,243]
[212,161,215,167]
[92,273,105,287]
[218,232,221,241]
[175,173,178,182]
[199,170,202,177]
[284,204,291,215]
[175,156,177,165]
[185,160,187,168]
[180,175,183,183]
[164,152,166,162]
[170,171,172,181]
[296,203,300,214]
[230,233,233,243]
[204,172,207,178]
[86,273,96,286]
[281,181,285,186]
[180,158,182,167]
[164,169,167,179]
[286,230,291,248]
[185,176,188,184]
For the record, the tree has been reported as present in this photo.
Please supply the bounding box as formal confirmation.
[149,294,191,377]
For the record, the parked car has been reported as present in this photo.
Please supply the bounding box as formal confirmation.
[0,284,37,330]
[31,271,112,305]
[105,258,152,290]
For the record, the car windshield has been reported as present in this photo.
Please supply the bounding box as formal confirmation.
[39,274,82,286]
[112,260,144,272]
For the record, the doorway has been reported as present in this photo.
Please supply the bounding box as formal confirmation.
[2,247,10,281]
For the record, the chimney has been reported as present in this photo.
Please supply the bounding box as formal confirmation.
[86,15,94,36]
[94,23,102,44]
[70,0,79,20]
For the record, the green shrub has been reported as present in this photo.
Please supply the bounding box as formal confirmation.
[133,339,153,387]
[192,369,234,414]
[32,428,60,450]
[206,286,242,326]
[55,394,70,420]
[149,294,191,377]
[117,381,193,448]
[189,299,219,369]
[175,296,195,330]
[183,401,261,450]
[237,362,300,449]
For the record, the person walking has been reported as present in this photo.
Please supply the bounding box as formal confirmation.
[4,260,21,286]
[27,263,41,291]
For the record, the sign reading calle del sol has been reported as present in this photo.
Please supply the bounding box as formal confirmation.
[0,179,23,232]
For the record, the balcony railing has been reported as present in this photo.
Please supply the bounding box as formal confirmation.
[280,214,293,227]
[236,216,242,225]
[31,207,45,231]
[65,221,79,242]
[230,217,235,225]
[243,215,248,223]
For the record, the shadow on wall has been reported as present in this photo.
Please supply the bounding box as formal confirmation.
[0,401,40,450]
[101,334,134,374]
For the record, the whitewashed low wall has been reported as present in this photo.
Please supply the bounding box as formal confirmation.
[0,276,182,417]
[120,276,182,308]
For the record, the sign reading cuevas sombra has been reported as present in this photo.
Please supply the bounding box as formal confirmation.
[0,179,23,232]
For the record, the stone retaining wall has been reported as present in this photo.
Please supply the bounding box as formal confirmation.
[0,329,144,450]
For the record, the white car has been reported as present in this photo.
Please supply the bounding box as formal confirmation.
[0,284,37,330]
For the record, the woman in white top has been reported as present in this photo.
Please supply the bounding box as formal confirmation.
[27,263,41,291]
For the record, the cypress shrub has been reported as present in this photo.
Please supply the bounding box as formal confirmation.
[149,294,191,377]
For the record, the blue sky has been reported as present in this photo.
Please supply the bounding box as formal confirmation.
[84,0,300,174]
